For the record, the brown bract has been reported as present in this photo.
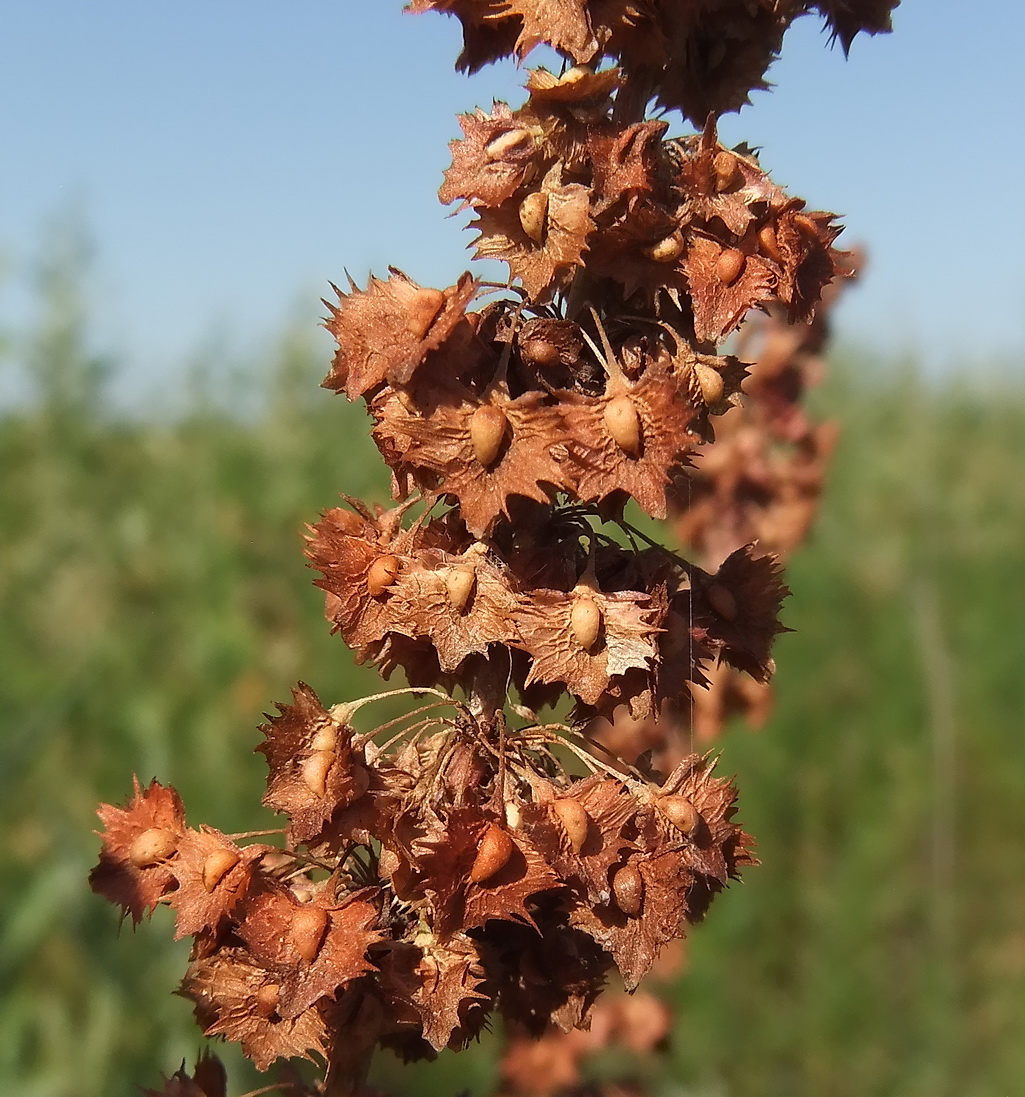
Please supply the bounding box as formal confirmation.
[406,931,491,1050]
[587,119,669,207]
[440,103,544,209]
[142,1052,226,1097]
[323,269,478,400]
[90,777,187,925]
[684,232,777,343]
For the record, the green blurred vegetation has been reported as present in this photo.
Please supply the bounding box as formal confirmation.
[1,237,1023,1097]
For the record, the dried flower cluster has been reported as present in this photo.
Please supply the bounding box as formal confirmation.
[91,2,895,1094]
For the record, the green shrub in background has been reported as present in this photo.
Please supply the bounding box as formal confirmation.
[1,239,1022,1097]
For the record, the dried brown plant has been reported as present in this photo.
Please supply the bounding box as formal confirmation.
[91,3,897,1095]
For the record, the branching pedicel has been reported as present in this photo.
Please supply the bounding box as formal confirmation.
[91,3,896,1095]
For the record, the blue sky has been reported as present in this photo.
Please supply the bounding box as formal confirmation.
[2,2,1023,403]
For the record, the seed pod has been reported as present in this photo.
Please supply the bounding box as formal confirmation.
[446,565,477,613]
[469,823,515,884]
[128,827,177,868]
[469,404,508,467]
[253,982,281,1019]
[202,847,241,892]
[693,362,725,406]
[712,150,740,191]
[758,222,783,264]
[553,798,590,853]
[485,128,531,161]
[291,905,330,963]
[367,554,400,598]
[706,581,738,621]
[405,287,446,340]
[310,721,338,753]
[301,750,335,798]
[644,232,685,264]
[604,394,642,456]
[715,248,746,286]
[612,863,643,916]
[570,593,602,652]
[519,191,549,244]
[656,794,699,835]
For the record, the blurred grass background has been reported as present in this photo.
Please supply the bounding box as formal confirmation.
[1,232,1023,1097]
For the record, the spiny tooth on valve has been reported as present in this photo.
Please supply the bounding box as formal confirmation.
[405,287,446,340]
[202,848,241,892]
[445,565,477,613]
[367,554,400,598]
[469,823,515,884]
[553,798,590,853]
[603,394,642,456]
[570,593,602,652]
[518,191,549,244]
[693,362,725,406]
[469,404,509,467]
[301,750,335,798]
[291,905,330,963]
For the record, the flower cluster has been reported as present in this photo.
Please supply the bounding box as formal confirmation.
[90,1,896,1093]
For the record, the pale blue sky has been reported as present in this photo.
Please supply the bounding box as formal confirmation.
[1,2,1023,403]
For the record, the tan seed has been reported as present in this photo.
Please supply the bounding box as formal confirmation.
[128,827,177,868]
[469,823,515,884]
[715,248,746,286]
[656,794,699,835]
[202,847,241,892]
[707,582,738,621]
[405,287,446,340]
[559,65,591,85]
[518,191,549,245]
[612,863,643,916]
[693,362,724,406]
[367,554,400,598]
[310,721,338,753]
[253,982,281,1019]
[570,594,602,652]
[644,233,685,264]
[469,404,508,467]
[604,394,642,456]
[484,128,531,161]
[445,565,477,613]
[758,222,783,264]
[520,337,561,367]
[291,905,330,963]
[301,750,335,798]
[553,798,590,853]
[793,212,820,240]
[712,150,740,191]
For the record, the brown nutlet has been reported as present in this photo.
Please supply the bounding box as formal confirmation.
[367,555,400,598]
[758,222,783,264]
[553,798,590,853]
[712,150,740,191]
[301,750,335,798]
[445,565,477,613]
[693,362,724,406]
[656,795,699,835]
[644,232,685,264]
[715,248,746,286]
[519,191,549,244]
[612,863,643,916]
[469,404,509,467]
[202,847,241,892]
[485,128,531,161]
[570,594,602,652]
[291,905,330,963]
[128,827,178,868]
[406,287,445,340]
[253,983,281,1019]
[707,582,738,621]
[604,394,642,456]
[469,823,515,884]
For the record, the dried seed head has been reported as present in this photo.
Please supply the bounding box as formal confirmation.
[519,191,549,244]
[715,248,746,286]
[445,564,477,613]
[707,582,738,621]
[612,863,643,916]
[570,593,603,652]
[485,128,532,161]
[604,394,642,456]
[693,361,725,406]
[758,222,782,264]
[656,795,699,835]
[310,721,338,753]
[712,150,740,191]
[128,827,178,868]
[253,982,281,1019]
[367,555,400,598]
[405,287,446,340]
[553,798,590,853]
[291,904,330,963]
[469,404,509,467]
[202,847,241,892]
[469,823,515,884]
[644,232,685,264]
[301,750,335,798]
